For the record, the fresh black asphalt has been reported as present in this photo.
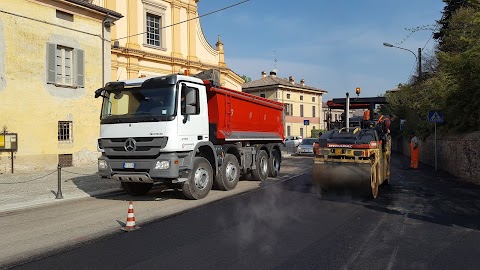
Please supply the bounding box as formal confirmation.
[11,155,480,270]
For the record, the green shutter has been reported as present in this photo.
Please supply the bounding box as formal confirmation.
[46,43,56,84]
[75,49,84,87]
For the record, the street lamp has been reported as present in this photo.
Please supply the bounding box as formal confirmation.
[383,42,422,80]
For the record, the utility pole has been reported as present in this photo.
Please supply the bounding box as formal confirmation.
[418,48,422,81]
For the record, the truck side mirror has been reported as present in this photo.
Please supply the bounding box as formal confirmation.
[181,84,199,116]
[185,105,196,115]
[185,87,197,107]
[94,88,104,98]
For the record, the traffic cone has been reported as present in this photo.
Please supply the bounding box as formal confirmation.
[121,201,140,231]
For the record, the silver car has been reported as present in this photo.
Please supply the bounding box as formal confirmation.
[296,138,317,155]
[284,136,303,147]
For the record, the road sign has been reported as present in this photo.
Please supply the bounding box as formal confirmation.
[428,111,443,123]
[304,120,310,126]
[400,119,406,130]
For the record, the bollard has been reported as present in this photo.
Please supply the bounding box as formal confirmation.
[56,164,64,199]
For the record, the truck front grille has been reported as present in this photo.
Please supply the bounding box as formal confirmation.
[101,137,168,157]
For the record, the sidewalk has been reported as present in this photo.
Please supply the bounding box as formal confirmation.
[0,152,293,213]
[0,165,121,213]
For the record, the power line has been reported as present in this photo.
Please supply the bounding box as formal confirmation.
[408,0,458,80]
[114,0,251,41]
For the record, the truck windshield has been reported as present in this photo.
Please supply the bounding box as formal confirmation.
[100,86,176,124]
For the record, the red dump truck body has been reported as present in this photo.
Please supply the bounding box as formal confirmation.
[204,81,285,144]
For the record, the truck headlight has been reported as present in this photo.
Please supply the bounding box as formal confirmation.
[98,160,107,170]
[155,160,170,170]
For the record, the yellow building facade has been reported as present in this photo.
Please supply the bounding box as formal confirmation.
[0,0,122,172]
[97,0,244,90]
[243,71,328,138]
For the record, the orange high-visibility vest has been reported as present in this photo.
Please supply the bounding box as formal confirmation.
[363,110,370,120]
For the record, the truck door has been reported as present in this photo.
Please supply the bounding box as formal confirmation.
[177,82,208,150]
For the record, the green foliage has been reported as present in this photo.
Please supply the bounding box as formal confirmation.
[310,129,326,138]
[241,75,252,83]
[388,2,480,136]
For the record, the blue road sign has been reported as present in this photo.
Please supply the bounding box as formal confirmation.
[428,111,444,123]
[304,120,310,126]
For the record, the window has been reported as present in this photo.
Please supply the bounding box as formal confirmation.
[58,121,73,142]
[312,106,316,117]
[284,103,293,116]
[300,128,304,137]
[287,126,291,136]
[56,46,73,85]
[312,97,315,102]
[286,93,291,99]
[56,10,73,22]
[300,104,304,117]
[146,13,161,46]
[46,43,84,87]
[260,93,265,98]
[143,0,166,49]
[300,95,303,101]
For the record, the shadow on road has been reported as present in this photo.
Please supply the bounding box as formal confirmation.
[277,153,480,232]
[67,156,312,203]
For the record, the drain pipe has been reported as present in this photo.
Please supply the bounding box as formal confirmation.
[102,12,111,87]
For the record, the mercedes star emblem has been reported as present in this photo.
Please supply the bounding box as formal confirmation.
[124,138,137,152]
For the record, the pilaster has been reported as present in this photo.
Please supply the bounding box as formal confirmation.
[171,1,184,59]
[216,35,226,67]
[187,8,198,62]
[126,0,140,49]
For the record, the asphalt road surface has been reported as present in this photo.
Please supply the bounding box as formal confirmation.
[8,155,480,270]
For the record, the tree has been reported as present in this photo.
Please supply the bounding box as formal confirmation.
[241,75,252,83]
[388,1,480,135]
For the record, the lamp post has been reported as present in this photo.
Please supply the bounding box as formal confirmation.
[383,42,422,80]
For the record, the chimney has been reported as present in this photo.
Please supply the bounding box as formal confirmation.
[261,71,267,78]
[289,76,295,84]
[269,69,277,78]
[300,79,305,86]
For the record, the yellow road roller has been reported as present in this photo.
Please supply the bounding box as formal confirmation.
[312,127,391,198]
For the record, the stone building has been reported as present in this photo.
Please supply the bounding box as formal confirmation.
[97,0,244,90]
[243,70,327,138]
[0,0,122,172]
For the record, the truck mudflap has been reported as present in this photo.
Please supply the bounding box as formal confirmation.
[312,159,371,190]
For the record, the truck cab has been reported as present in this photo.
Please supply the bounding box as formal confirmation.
[96,74,210,181]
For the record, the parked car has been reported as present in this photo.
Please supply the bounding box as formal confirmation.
[296,138,318,155]
[284,136,303,147]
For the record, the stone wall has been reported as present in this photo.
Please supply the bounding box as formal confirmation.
[393,132,480,184]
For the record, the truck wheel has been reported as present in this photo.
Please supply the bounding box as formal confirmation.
[214,154,240,191]
[268,149,281,177]
[252,150,268,181]
[121,182,153,196]
[182,157,213,199]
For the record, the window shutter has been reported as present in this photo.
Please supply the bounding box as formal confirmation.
[75,49,84,87]
[46,43,56,84]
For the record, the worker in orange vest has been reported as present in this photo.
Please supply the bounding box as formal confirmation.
[363,109,370,121]
[377,114,394,134]
[410,132,419,169]
[362,109,370,128]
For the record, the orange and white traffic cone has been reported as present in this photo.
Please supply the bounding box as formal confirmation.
[121,201,139,231]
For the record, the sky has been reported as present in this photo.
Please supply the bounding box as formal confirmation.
[197,0,446,100]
